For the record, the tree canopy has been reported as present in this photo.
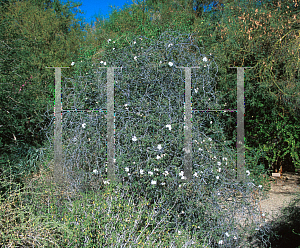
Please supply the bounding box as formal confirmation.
[0,0,88,183]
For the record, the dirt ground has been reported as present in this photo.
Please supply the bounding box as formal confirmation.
[257,171,300,224]
[238,171,300,247]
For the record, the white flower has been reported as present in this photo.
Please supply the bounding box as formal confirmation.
[181,176,187,180]
[168,43,173,47]
[178,231,182,235]
[93,169,98,174]
[148,171,153,176]
[134,56,137,61]
[223,157,227,161]
[157,144,162,150]
[160,61,162,64]
[233,236,237,240]
[179,171,184,177]
[218,168,221,172]
[113,48,115,50]
[217,162,222,166]
[82,123,86,128]
[132,136,137,141]
[168,62,173,66]
[203,57,208,62]
[140,169,144,174]
[208,137,212,141]
[216,176,220,180]
[125,167,129,172]
[71,62,75,66]
[104,62,106,65]
[210,121,213,124]
[100,61,103,64]
[108,39,111,43]
[163,171,169,176]
[127,173,131,176]
[151,180,156,185]
[246,170,250,176]
[195,88,198,93]
[166,124,172,130]
[154,168,159,171]
[193,172,198,177]
[225,232,230,237]
[218,240,223,245]
[156,155,161,159]
[258,185,262,188]
[104,180,110,184]
[161,182,166,185]
[198,148,203,151]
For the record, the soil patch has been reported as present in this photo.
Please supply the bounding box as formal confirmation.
[257,172,300,223]
[244,171,300,247]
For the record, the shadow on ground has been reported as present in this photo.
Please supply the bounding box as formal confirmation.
[248,195,300,248]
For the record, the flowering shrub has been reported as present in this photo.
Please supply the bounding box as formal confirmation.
[41,30,274,246]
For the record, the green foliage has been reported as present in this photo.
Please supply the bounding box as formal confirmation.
[188,0,300,172]
[0,0,299,203]
[0,0,87,197]
[3,1,299,246]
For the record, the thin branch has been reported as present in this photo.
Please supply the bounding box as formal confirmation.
[0,40,13,50]
[7,96,22,104]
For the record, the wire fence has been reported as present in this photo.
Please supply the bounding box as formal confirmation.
[3,30,274,247]
[40,31,253,193]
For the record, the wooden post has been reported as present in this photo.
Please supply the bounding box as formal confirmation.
[229,67,253,182]
[183,67,193,181]
[176,66,200,181]
[46,66,70,191]
[98,67,122,184]
[107,67,116,183]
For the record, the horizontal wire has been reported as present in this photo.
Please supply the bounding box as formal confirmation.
[60,109,237,112]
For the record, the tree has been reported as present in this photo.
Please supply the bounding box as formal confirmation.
[195,0,300,171]
[0,0,88,190]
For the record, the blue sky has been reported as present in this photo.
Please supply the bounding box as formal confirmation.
[61,0,224,28]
